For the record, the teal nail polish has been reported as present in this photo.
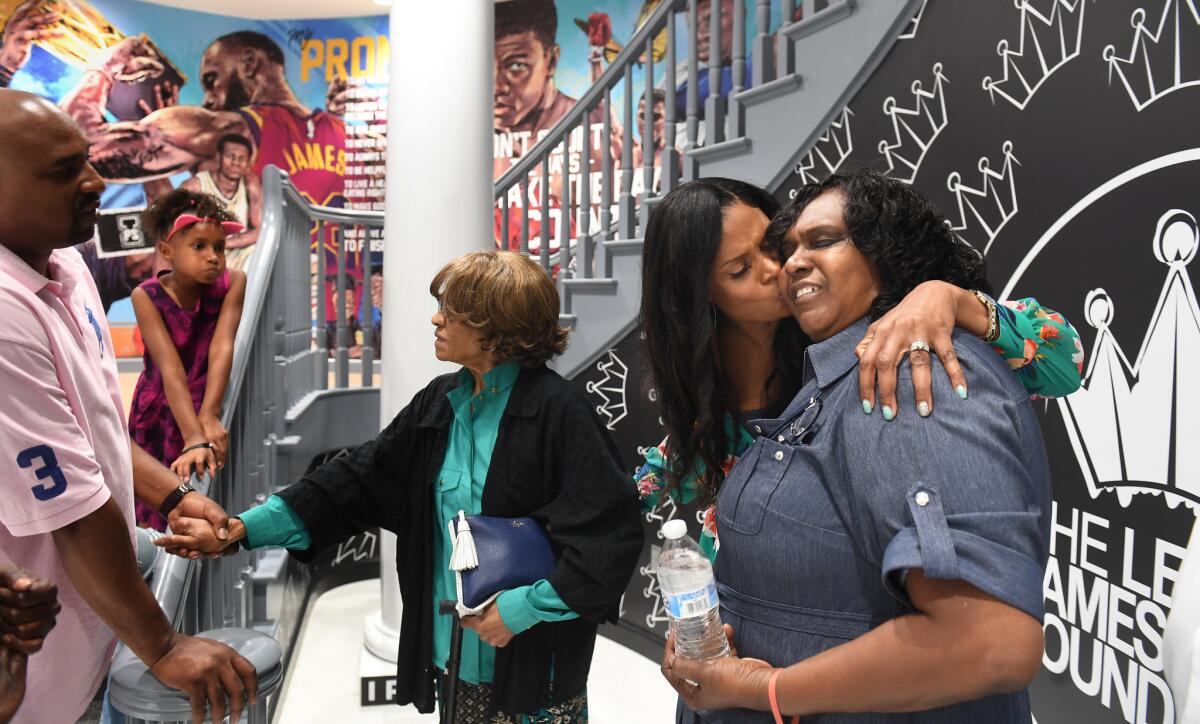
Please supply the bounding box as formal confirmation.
[882,405,895,421]
[862,399,873,414]
[956,385,968,400]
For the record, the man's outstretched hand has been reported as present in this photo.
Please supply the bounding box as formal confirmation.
[148,633,259,724]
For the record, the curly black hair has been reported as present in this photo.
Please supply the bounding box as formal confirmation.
[641,178,807,505]
[495,0,557,49]
[142,188,239,245]
[764,170,992,320]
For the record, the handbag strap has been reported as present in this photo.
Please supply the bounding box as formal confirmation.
[447,512,494,618]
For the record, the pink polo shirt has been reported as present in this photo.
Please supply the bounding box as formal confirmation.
[0,242,135,724]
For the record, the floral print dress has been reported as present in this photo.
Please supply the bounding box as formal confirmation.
[635,296,1084,561]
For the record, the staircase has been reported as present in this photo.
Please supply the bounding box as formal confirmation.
[121,3,925,716]
[494,0,923,377]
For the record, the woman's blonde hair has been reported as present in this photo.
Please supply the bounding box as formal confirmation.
[430,251,569,366]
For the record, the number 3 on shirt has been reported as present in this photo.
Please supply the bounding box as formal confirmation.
[17,445,69,501]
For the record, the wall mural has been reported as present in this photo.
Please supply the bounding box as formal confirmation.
[578,1,1200,721]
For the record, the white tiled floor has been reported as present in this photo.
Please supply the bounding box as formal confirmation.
[275,580,677,723]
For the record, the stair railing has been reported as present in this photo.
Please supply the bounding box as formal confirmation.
[493,0,838,286]
[115,166,384,721]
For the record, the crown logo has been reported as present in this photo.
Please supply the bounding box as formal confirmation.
[1103,0,1200,111]
[794,107,854,186]
[585,350,628,430]
[640,541,673,634]
[878,63,949,185]
[981,0,1089,111]
[899,0,929,41]
[1057,208,1200,511]
[333,530,378,565]
[946,141,1020,255]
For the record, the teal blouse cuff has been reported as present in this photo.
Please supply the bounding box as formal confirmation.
[238,494,311,550]
[495,579,578,635]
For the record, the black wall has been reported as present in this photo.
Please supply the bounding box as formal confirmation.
[576,2,1200,721]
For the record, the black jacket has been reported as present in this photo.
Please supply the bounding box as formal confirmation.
[279,364,643,713]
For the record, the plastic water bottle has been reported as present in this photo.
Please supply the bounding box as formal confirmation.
[657,519,729,660]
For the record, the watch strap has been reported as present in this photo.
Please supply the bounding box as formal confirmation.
[159,482,194,518]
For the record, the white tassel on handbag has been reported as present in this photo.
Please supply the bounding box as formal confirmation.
[448,511,479,572]
[448,510,497,617]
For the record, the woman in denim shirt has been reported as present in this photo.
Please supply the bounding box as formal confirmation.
[637,178,1080,561]
[661,171,1051,722]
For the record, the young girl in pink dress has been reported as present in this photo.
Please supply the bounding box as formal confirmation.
[129,189,247,529]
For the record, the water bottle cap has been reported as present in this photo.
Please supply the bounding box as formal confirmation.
[662,519,688,540]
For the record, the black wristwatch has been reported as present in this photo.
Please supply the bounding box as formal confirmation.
[159,482,195,518]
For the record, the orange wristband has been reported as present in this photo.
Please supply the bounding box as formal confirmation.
[768,668,799,724]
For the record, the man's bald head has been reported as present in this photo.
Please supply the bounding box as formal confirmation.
[0,89,105,269]
[0,90,79,149]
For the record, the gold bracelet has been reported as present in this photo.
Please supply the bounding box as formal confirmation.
[972,290,1000,343]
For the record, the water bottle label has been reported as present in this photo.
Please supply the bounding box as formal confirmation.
[665,581,719,619]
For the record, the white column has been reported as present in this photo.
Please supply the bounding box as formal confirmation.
[364,0,494,662]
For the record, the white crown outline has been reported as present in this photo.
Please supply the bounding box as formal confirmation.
[946,141,1020,255]
[639,538,675,633]
[981,0,1089,111]
[585,349,629,430]
[1103,0,1200,112]
[795,107,854,185]
[877,63,949,185]
[898,0,929,40]
[1057,208,1200,511]
[333,530,378,565]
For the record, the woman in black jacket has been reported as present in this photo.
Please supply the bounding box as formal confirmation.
[160,251,643,722]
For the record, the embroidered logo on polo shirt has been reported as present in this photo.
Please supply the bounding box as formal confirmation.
[84,305,104,357]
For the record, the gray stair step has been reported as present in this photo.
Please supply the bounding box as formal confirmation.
[561,278,619,292]
[251,549,289,582]
[695,0,922,189]
[737,73,804,107]
[559,313,578,329]
[688,136,753,164]
[604,238,644,255]
[785,0,856,42]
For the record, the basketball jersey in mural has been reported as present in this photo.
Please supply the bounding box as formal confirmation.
[240,104,346,209]
[239,105,357,318]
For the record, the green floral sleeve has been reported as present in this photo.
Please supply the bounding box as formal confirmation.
[634,418,754,562]
[992,297,1085,399]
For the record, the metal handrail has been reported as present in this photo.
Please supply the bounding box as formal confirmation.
[144,164,384,636]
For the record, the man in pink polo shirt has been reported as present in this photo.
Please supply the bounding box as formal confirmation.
[0,90,257,724]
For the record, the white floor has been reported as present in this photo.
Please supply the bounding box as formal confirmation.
[275,580,677,723]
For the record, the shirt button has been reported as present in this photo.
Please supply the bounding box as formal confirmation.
[777,435,785,442]
[773,451,784,461]
[491,386,498,393]
[914,491,930,507]
[754,425,762,433]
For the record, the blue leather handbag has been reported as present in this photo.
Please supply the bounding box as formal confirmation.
[448,511,556,615]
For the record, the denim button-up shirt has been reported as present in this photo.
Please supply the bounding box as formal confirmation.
[695,317,1052,723]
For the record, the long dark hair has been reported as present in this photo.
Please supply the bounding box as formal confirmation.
[640,178,806,505]
[764,170,992,317]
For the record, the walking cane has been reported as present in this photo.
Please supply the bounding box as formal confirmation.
[438,600,464,724]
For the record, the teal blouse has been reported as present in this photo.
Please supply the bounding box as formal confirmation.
[635,296,1085,561]
[238,360,576,686]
